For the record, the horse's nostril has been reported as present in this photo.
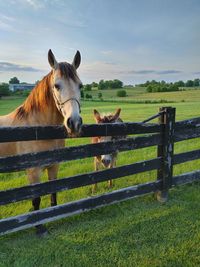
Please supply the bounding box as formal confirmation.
[67,117,74,130]
[79,117,83,126]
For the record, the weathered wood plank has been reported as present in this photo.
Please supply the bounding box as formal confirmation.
[0,122,161,143]
[156,107,176,202]
[175,117,200,128]
[172,170,200,186]
[0,158,161,205]
[0,134,161,173]
[174,128,200,142]
[0,180,162,235]
[174,149,200,165]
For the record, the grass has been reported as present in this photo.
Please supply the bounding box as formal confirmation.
[0,92,200,267]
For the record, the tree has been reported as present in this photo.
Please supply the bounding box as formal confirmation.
[9,77,20,84]
[0,83,10,96]
[84,84,92,91]
[193,78,200,87]
[185,80,194,87]
[92,82,98,88]
[98,80,106,90]
[98,92,102,99]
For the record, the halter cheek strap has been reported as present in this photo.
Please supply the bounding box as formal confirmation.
[52,90,81,114]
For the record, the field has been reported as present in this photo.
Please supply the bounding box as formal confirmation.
[0,89,200,267]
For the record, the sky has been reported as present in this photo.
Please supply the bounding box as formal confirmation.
[0,0,199,85]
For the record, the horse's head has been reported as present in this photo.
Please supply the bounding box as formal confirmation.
[48,49,82,136]
[94,108,121,168]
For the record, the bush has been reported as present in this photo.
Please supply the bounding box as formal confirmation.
[85,93,92,99]
[116,90,127,97]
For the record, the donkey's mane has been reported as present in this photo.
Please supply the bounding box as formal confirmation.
[14,62,78,119]
[101,113,123,123]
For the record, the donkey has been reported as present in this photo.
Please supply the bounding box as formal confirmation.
[92,108,123,193]
[0,50,82,235]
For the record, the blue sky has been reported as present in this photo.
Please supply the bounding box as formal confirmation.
[0,0,199,85]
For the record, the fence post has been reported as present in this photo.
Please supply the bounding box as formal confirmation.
[156,106,176,202]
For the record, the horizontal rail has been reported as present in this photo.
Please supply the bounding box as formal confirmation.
[0,180,162,235]
[0,157,161,205]
[0,134,161,173]
[175,117,200,128]
[0,122,161,143]
[172,170,200,186]
[174,149,200,165]
[174,128,200,142]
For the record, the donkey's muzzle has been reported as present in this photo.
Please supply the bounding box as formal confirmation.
[66,116,83,136]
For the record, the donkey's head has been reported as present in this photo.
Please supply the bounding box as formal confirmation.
[48,49,82,136]
[94,108,121,168]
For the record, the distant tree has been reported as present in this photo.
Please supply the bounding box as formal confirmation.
[98,80,106,90]
[92,82,98,88]
[98,92,102,99]
[9,77,20,84]
[185,80,194,87]
[84,84,92,91]
[175,80,185,87]
[81,90,84,98]
[85,93,92,99]
[193,78,200,87]
[117,90,127,97]
[0,83,10,96]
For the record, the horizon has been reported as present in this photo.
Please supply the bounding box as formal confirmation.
[0,0,199,85]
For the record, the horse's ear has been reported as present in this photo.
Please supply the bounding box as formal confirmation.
[48,49,58,69]
[113,108,121,120]
[94,109,101,122]
[72,50,81,69]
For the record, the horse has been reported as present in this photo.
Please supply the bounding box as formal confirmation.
[92,108,123,193]
[0,49,82,235]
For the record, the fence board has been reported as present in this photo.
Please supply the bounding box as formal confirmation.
[0,180,162,235]
[0,158,161,205]
[0,134,161,173]
[172,170,200,186]
[174,149,200,165]
[0,122,161,143]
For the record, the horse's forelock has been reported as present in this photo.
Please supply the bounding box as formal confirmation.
[58,62,79,82]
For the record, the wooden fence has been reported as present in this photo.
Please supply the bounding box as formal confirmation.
[1,106,200,235]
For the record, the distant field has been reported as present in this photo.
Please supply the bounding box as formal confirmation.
[0,97,200,266]
[88,86,200,103]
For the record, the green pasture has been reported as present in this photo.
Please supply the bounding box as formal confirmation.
[0,93,200,267]
[89,86,200,103]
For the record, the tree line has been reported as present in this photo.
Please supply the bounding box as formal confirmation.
[137,79,200,93]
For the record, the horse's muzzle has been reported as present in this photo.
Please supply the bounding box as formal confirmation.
[66,116,83,136]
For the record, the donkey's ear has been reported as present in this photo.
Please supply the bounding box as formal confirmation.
[72,50,81,69]
[113,108,121,120]
[48,49,58,69]
[94,109,101,122]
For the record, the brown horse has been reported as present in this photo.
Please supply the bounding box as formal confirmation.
[92,108,123,193]
[0,50,82,234]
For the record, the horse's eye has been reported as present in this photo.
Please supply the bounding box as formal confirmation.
[55,83,60,90]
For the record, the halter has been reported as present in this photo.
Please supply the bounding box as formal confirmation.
[52,89,81,114]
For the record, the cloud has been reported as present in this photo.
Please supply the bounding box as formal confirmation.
[0,62,41,72]
[157,70,182,75]
[101,50,113,55]
[192,71,200,75]
[119,69,182,75]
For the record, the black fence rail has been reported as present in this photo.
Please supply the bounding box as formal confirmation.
[0,106,200,236]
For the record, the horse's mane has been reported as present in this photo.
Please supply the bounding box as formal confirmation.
[14,72,53,119]
[14,62,79,120]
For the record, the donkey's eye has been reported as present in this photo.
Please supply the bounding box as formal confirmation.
[54,83,61,90]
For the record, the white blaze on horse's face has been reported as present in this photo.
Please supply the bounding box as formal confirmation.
[48,49,83,136]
